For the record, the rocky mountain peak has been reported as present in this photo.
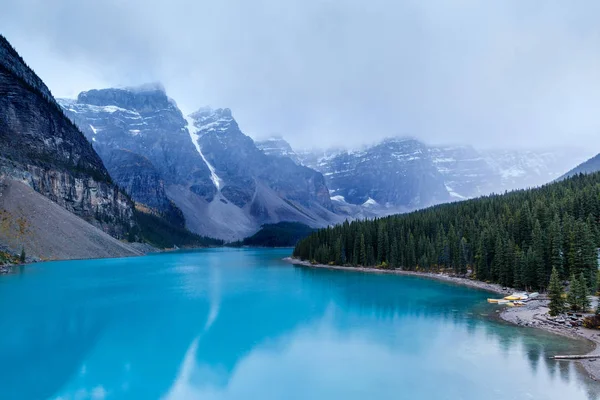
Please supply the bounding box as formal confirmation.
[189,107,237,137]
[255,136,301,164]
[76,84,176,114]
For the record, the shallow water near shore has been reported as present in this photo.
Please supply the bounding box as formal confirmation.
[0,248,598,399]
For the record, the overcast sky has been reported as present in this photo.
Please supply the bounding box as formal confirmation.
[2,0,600,151]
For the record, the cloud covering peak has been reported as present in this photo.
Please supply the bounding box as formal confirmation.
[2,0,600,150]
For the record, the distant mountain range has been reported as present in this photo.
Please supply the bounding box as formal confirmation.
[59,82,593,241]
[258,137,592,211]
[0,33,595,259]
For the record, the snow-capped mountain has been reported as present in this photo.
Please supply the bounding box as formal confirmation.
[60,88,340,240]
[185,107,340,235]
[296,138,592,210]
[297,138,451,211]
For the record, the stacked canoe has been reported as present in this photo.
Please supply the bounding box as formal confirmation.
[488,292,537,306]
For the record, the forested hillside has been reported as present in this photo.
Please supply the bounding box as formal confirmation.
[294,173,600,291]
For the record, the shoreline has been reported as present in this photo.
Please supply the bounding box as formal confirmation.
[284,257,600,381]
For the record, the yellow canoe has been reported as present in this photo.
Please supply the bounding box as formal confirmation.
[488,299,502,303]
[504,295,521,300]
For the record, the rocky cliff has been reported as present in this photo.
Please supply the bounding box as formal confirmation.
[0,35,136,239]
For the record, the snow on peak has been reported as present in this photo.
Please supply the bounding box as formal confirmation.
[362,197,378,207]
[189,107,235,136]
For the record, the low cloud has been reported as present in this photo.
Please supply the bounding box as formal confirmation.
[2,0,600,150]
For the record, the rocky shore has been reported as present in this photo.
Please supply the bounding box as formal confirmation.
[284,257,600,381]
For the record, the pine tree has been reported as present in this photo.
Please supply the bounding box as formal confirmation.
[532,220,547,289]
[353,235,360,266]
[334,237,343,265]
[567,274,580,311]
[359,234,367,266]
[548,267,565,316]
[577,272,591,312]
[390,237,399,269]
[458,237,468,276]
[513,246,524,289]
[548,215,564,278]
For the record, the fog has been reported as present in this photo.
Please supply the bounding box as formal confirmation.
[2,0,600,150]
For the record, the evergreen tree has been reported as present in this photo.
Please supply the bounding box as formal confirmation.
[577,272,591,312]
[359,234,367,266]
[513,246,524,289]
[567,274,580,311]
[548,214,564,278]
[334,237,343,265]
[390,238,399,269]
[352,235,360,266]
[548,267,565,316]
[458,237,468,276]
[532,220,547,288]
[293,173,600,292]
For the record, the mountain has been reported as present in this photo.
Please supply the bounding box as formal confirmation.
[427,145,496,199]
[298,138,452,212]
[297,137,592,211]
[481,148,590,192]
[187,107,341,238]
[61,91,341,241]
[559,153,600,180]
[255,136,302,164]
[0,34,140,260]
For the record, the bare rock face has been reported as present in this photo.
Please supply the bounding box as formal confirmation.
[191,107,333,212]
[60,89,339,240]
[0,34,136,239]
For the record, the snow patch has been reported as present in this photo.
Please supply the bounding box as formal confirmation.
[331,195,347,203]
[445,184,467,200]
[362,197,378,207]
[185,115,223,191]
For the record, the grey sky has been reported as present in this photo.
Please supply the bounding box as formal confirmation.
[2,0,600,151]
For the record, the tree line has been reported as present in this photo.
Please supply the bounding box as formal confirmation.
[293,173,600,292]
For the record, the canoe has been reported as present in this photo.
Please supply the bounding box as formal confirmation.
[504,295,521,300]
[488,299,501,303]
[529,292,539,299]
[497,300,509,305]
[504,293,528,300]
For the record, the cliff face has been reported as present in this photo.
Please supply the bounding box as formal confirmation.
[0,35,136,239]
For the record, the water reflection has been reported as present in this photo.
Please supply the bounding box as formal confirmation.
[0,249,598,400]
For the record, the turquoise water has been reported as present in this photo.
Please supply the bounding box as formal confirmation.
[0,248,598,400]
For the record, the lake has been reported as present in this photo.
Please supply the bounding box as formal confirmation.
[0,248,598,399]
